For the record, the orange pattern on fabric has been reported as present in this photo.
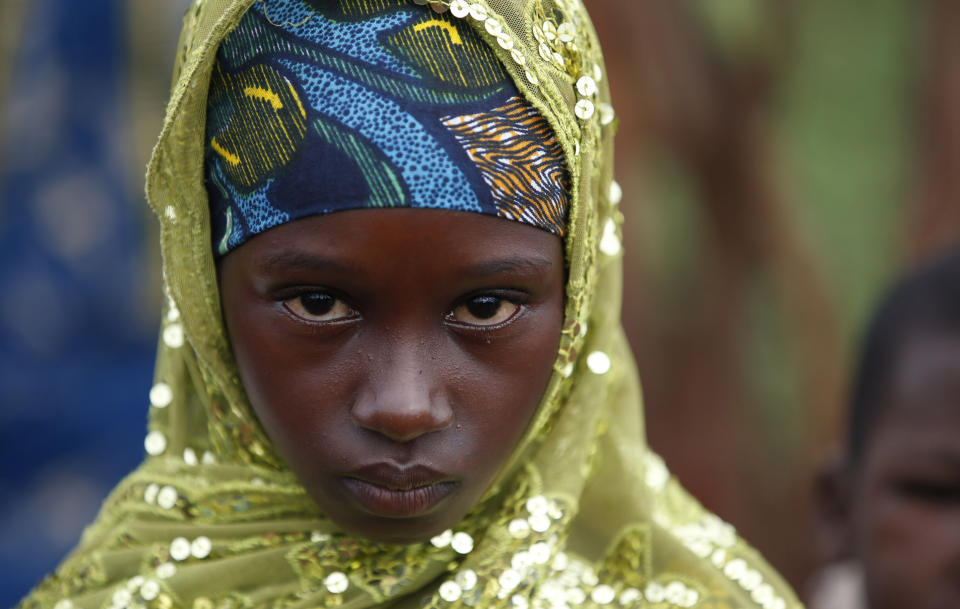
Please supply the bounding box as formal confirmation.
[443,97,569,236]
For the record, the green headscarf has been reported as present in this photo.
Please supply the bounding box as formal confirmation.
[20,1,803,609]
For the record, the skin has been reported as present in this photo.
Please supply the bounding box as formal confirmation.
[219,208,565,544]
[846,333,960,609]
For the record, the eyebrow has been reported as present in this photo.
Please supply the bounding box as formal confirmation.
[457,255,556,278]
[258,251,359,274]
[258,251,555,277]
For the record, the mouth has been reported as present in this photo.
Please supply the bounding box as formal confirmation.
[342,463,459,518]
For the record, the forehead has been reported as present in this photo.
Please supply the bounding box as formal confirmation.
[867,333,960,455]
[885,333,960,423]
[230,208,565,274]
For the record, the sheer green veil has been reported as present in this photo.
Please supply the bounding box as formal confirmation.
[20,1,803,608]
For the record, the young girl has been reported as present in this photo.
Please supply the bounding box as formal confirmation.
[20,1,801,608]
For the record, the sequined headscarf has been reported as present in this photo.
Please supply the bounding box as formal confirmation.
[20,2,803,609]
[205,1,569,255]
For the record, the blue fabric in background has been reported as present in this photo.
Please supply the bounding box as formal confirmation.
[0,0,158,604]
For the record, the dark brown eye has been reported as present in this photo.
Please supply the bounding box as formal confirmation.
[283,292,356,323]
[449,296,520,327]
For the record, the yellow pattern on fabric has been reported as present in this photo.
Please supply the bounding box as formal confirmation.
[413,19,464,45]
[243,85,284,111]
[338,0,409,17]
[208,62,308,190]
[390,12,506,88]
[18,1,805,609]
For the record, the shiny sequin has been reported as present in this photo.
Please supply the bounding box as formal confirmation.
[144,483,160,504]
[140,580,160,601]
[529,542,551,565]
[528,512,551,533]
[557,22,576,43]
[202,451,216,465]
[541,21,557,41]
[574,99,595,121]
[157,486,178,510]
[439,581,463,602]
[484,18,503,37]
[469,3,487,21]
[150,383,173,408]
[164,206,177,222]
[619,588,641,605]
[538,42,552,62]
[591,585,615,605]
[183,448,198,466]
[113,588,133,607]
[724,558,747,580]
[566,587,586,604]
[587,351,611,375]
[511,595,529,609]
[170,537,191,561]
[509,518,531,539]
[608,180,623,205]
[576,76,597,97]
[194,598,214,609]
[191,536,212,559]
[526,496,549,515]
[498,569,522,593]
[600,218,621,256]
[449,0,469,18]
[156,563,176,579]
[456,569,478,591]
[144,431,167,456]
[53,600,74,609]
[451,532,475,554]
[324,571,349,594]
[690,540,712,558]
[511,551,533,570]
[431,529,453,548]
[665,582,686,605]
[599,102,616,126]
[581,570,599,587]
[163,324,185,348]
[644,583,664,603]
[742,569,762,591]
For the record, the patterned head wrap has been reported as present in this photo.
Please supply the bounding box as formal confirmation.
[20,1,803,609]
[205,0,570,256]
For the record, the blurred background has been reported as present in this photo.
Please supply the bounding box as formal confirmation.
[1,0,957,605]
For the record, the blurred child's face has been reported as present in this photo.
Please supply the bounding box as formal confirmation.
[851,333,960,609]
[219,209,565,544]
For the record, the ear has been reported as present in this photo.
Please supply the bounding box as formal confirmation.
[813,449,856,564]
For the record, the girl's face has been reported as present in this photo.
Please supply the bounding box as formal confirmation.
[219,209,565,544]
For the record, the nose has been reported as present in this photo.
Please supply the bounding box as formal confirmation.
[351,350,454,443]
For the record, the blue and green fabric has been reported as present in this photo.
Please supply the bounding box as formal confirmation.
[205,0,570,256]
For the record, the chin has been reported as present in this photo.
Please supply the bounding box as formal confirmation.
[334,514,457,546]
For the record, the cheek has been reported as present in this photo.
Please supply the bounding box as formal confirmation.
[224,304,359,460]
[453,310,562,461]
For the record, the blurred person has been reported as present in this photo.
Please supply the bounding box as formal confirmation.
[811,247,960,609]
[18,1,802,608]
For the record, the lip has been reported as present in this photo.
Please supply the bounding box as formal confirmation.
[342,463,459,518]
